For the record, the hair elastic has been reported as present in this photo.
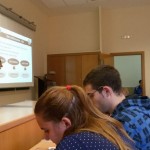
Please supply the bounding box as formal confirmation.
[66,85,71,90]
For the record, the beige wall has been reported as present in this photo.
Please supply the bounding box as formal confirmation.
[46,10,100,54]
[101,6,150,52]
[0,1,150,105]
[101,6,150,96]
[0,0,100,105]
[0,0,49,105]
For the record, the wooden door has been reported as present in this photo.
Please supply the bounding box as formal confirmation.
[111,51,145,96]
[99,52,114,66]
[47,55,65,85]
[47,52,100,86]
[65,55,82,86]
[82,53,99,85]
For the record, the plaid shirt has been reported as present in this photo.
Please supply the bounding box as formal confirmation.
[112,98,150,150]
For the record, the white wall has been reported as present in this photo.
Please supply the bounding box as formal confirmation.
[101,6,150,96]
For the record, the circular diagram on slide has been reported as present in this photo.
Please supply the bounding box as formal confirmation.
[8,58,19,69]
[20,60,30,70]
[0,56,6,64]
[8,72,19,78]
[0,56,6,77]
[21,73,29,78]
[0,72,6,78]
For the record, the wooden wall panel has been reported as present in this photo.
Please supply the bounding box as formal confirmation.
[82,54,99,85]
[47,52,99,86]
[65,55,82,86]
[47,55,65,85]
[0,119,43,150]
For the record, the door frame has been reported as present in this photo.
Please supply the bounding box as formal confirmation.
[111,51,145,96]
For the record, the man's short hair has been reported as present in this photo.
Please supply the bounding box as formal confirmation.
[83,65,122,94]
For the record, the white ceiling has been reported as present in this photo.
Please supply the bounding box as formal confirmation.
[40,0,150,8]
[34,0,150,15]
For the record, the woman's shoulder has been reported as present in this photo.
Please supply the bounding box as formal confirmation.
[56,131,119,150]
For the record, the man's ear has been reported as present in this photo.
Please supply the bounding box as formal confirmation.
[61,117,72,129]
[101,86,112,97]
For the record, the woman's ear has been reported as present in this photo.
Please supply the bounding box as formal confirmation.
[61,117,72,129]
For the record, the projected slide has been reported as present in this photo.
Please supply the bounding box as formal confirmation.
[0,27,32,88]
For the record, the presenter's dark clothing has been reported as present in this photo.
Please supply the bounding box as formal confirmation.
[134,85,142,96]
[56,131,136,150]
[112,98,150,150]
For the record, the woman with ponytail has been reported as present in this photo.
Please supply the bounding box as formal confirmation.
[34,85,136,150]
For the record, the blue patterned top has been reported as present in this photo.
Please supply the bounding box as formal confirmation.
[56,131,136,150]
[112,98,150,150]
